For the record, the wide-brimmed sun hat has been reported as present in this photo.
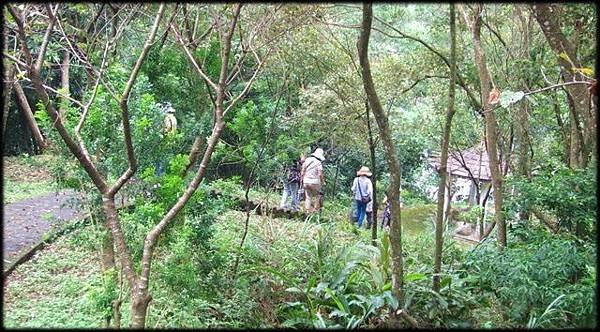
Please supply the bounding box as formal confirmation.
[311,148,325,161]
[356,166,372,176]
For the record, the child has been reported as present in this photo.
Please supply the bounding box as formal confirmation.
[381,194,391,229]
[380,193,403,229]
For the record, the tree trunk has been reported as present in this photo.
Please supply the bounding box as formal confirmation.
[515,102,532,221]
[366,100,378,246]
[101,229,116,272]
[530,205,559,232]
[433,3,456,292]
[443,175,454,227]
[131,5,250,327]
[565,89,585,168]
[358,3,404,302]
[552,100,570,165]
[13,80,47,151]
[182,136,205,177]
[101,227,118,328]
[3,65,16,140]
[60,49,70,120]
[461,4,506,249]
[132,119,226,328]
[531,4,594,166]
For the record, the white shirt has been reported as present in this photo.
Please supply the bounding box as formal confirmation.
[164,113,177,134]
[352,176,372,201]
[302,156,323,185]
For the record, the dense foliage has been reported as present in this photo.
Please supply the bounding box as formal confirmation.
[3,2,596,329]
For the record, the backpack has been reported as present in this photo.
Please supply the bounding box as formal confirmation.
[287,164,301,183]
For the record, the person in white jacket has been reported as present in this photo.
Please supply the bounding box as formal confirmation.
[301,148,325,213]
[351,166,373,228]
[163,103,177,135]
[156,103,177,177]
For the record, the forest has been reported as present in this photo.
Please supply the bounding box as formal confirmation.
[2,3,597,329]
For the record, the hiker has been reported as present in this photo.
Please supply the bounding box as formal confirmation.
[351,166,373,228]
[156,102,177,177]
[280,157,302,211]
[301,148,325,213]
[381,193,403,229]
[381,194,391,229]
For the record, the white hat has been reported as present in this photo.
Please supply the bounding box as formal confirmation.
[357,166,372,176]
[311,148,325,161]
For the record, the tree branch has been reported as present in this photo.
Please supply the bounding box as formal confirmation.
[171,22,218,91]
[109,3,166,197]
[525,80,593,96]
[34,4,59,73]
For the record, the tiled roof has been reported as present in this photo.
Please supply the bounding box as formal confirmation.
[427,141,497,181]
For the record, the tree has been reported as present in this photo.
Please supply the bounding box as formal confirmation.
[7,4,167,326]
[358,2,404,304]
[13,80,47,150]
[460,3,507,249]
[530,4,595,168]
[433,3,456,292]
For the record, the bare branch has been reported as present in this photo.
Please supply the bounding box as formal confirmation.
[217,4,242,88]
[171,22,218,90]
[525,80,593,96]
[76,37,112,136]
[6,4,35,65]
[34,4,59,73]
[223,45,270,116]
[109,3,166,197]
[7,3,108,193]
[3,52,28,68]
[400,75,448,95]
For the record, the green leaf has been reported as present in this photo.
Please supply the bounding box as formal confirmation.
[525,95,538,106]
[383,290,399,310]
[404,272,426,282]
[440,276,452,289]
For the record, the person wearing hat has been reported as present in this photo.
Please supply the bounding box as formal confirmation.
[156,103,178,177]
[351,166,373,228]
[301,148,325,213]
[164,103,177,135]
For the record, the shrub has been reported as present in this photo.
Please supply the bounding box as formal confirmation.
[462,228,596,328]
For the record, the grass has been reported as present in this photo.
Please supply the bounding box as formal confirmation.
[1,208,367,328]
[1,195,446,328]
[3,152,62,204]
[3,178,56,204]
[2,227,105,328]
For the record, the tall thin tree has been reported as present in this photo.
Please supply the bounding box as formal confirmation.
[433,3,457,292]
[460,3,506,249]
[358,2,404,302]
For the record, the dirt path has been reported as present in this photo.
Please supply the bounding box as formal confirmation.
[3,190,82,264]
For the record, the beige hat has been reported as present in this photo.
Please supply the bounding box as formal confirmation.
[357,166,372,176]
[311,148,325,161]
